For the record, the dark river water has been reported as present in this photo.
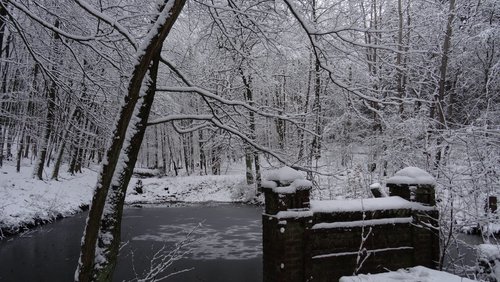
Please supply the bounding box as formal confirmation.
[0,203,263,282]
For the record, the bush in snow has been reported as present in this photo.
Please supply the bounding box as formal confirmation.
[134,180,144,195]
[476,244,500,281]
[346,164,368,198]
[230,181,259,203]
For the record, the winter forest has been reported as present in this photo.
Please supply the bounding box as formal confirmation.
[0,0,499,281]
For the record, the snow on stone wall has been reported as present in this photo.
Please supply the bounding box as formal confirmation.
[310,196,435,213]
[339,266,475,282]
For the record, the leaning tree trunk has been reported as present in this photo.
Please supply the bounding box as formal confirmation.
[92,49,161,281]
[75,1,186,281]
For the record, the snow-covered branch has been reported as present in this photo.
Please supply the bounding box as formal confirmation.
[6,1,99,42]
[73,0,138,48]
[147,114,212,126]
[281,0,402,106]
[155,86,319,137]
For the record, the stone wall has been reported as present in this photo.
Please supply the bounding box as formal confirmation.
[262,168,439,281]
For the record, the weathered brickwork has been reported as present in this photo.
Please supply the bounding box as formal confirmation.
[387,183,436,206]
[263,178,439,282]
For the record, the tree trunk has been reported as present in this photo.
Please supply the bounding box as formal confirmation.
[211,143,221,175]
[68,116,85,175]
[167,135,178,176]
[245,146,254,184]
[33,81,56,179]
[182,134,190,175]
[0,1,7,60]
[396,0,405,115]
[253,151,261,190]
[92,49,161,281]
[33,20,60,180]
[16,127,24,172]
[199,129,206,175]
[432,0,456,170]
[298,54,313,162]
[310,56,322,160]
[189,131,194,172]
[154,126,159,169]
[160,125,167,174]
[75,1,186,281]
[433,0,455,127]
[51,140,66,180]
[308,0,322,176]
[0,2,8,168]
[23,134,30,159]
[52,105,80,180]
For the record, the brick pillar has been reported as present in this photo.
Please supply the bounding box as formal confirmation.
[487,196,497,214]
[262,170,312,282]
[385,167,440,269]
[386,167,436,206]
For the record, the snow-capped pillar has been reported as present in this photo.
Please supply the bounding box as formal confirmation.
[386,167,439,269]
[386,167,436,206]
[262,167,313,282]
[262,166,312,215]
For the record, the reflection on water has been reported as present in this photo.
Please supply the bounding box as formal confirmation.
[0,203,263,282]
[132,219,262,260]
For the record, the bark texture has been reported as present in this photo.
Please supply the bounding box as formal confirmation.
[75,1,186,281]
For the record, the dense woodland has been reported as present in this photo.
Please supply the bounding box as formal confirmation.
[0,0,498,280]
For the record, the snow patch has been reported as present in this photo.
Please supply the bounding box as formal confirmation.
[386,167,436,186]
[266,166,304,185]
[311,196,435,213]
[478,244,500,261]
[293,179,313,190]
[261,180,277,189]
[0,163,97,236]
[268,179,312,194]
[339,265,475,281]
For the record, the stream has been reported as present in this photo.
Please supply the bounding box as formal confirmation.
[0,203,263,282]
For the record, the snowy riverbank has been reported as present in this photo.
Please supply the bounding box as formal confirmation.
[0,163,97,237]
[125,174,257,204]
[0,163,252,237]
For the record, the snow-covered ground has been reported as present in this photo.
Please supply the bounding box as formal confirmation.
[0,162,252,237]
[0,162,97,236]
[339,266,476,281]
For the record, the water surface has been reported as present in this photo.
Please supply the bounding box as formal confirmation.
[0,203,262,282]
